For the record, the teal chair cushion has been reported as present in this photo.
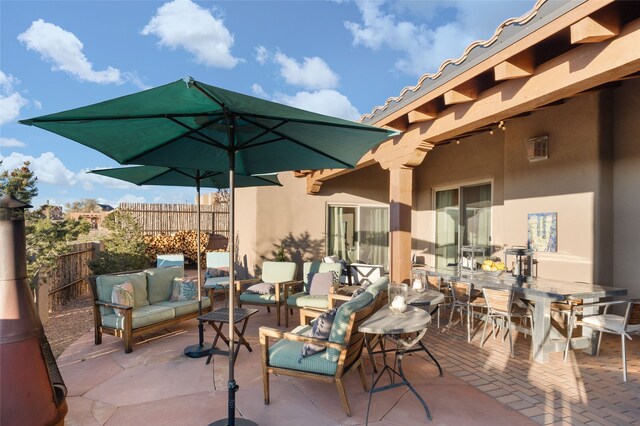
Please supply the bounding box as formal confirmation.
[327,291,373,362]
[102,305,174,330]
[96,272,149,315]
[286,293,329,309]
[239,291,285,305]
[302,261,342,293]
[155,296,211,316]
[268,339,337,376]
[145,266,184,304]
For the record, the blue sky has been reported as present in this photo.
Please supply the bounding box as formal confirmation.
[1,0,534,209]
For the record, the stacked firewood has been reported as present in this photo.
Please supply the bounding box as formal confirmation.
[144,231,210,265]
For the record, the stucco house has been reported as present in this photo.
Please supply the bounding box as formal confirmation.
[235,0,640,298]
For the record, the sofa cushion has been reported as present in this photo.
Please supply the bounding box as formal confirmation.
[239,291,284,305]
[300,308,336,361]
[155,296,211,317]
[111,282,134,316]
[286,293,329,310]
[327,291,373,362]
[145,266,184,304]
[366,276,389,299]
[96,272,149,315]
[102,305,175,330]
[170,278,197,301]
[268,339,337,376]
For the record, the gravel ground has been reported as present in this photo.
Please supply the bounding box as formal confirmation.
[43,294,94,359]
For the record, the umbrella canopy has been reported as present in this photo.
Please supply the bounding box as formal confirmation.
[21,77,397,426]
[20,77,394,175]
[89,165,282,360]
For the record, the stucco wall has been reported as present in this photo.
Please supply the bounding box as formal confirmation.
[613,78,640,297]
[235,164,389,278]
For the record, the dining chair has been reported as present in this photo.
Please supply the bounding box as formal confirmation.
[426,274,451,328]
[563,299,640,381]
[448,280,486,342]
[480,287,534,357]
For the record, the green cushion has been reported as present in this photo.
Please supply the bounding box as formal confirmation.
[101,305,174,330]
[239,291,284,305]
[145,266,184,304]
[155,296,211,316]
[365,276,389,299]
[327,291,373,362]
[268,339,337,376]
[302,262,342,293]
[286,292,329,309]
[262,261,296,283]
[96,272,149,315]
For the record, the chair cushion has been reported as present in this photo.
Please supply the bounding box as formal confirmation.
[269,339,337,376]
[303,262,342,292]
[102,305,175,330]
[240,292,284,305]
[111,282,134,316]
[327,291,373,362]
[146,266,184,304]
[204,276,230,289]
[307,272,334,295]
[300,308,336,361]
[170,278,198,301]
[245,282,275,294]
[262,261,296,283]
[96,272,149,316]
[155,296,211,317]
[286,292,329,309]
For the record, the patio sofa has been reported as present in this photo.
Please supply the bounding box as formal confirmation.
[88,266,212,353]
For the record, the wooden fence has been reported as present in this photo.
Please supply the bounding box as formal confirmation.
[46,242,98,311]
[119,202,229,236]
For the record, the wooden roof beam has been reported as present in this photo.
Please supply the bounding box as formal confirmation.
[407,104,438,124]
[571,8,620,44]
[444,82,478,105]
[494,50,535,81]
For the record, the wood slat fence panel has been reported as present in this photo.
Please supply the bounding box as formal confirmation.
[46,242,97,310]
[119,202,229,236]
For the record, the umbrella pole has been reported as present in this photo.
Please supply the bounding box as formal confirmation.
[184,177,211,358]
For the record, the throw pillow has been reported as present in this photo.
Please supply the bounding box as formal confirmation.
[299,308,336,362]
[205,267,229,279]
[111,282,134,317]
[307,271,334,295]
[170,277,198,301]
[245,282,275,295]
[350,280,372,299]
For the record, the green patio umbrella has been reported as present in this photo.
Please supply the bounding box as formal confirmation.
[20,77,397,426]
[88,165,281,359]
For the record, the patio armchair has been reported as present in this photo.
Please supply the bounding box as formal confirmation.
[284,261,342,327]
[156,253,185,268]
[480,287,534,357]
[238,261,297,326]
[203,251,231,306]
[260,290,377,416]
[563,298,640,381]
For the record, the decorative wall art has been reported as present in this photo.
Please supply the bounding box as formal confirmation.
[527,212,557,252]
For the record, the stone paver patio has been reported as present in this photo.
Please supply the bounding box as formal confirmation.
[57,299,639,425]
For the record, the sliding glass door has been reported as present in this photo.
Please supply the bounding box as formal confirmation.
[327,204,389,268]
[435,183,491,268]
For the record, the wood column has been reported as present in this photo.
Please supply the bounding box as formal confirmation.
[389,166,413,285]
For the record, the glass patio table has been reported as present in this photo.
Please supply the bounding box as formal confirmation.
[418,266,628,363]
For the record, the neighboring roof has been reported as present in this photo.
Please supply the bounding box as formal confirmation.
[361,0,587,125]
[98,204,114,211]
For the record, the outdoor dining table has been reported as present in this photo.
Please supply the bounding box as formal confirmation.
[360,305,437,423]
[421,267,628,363]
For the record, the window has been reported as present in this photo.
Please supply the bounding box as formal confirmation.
[435,183,491,268]
[327,204,389,268]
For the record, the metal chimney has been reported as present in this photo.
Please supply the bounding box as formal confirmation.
[0,194,67,425]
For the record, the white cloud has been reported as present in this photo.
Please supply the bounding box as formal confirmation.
[251,83,267,98]
[0,152,76,185]
[142,0,241,69]
[18,19,122,84]
[117,194,147,204]
[0,137,27,148]
[274,52,339,90]
[273,89,360,121]
[0,71,29,125]
[255,45,269,65]
[76,169,139,191]
[345,0,531,76]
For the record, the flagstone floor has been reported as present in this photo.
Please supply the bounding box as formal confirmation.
[57,300,639,426]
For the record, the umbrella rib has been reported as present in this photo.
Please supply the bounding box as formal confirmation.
[167,116,228,150]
